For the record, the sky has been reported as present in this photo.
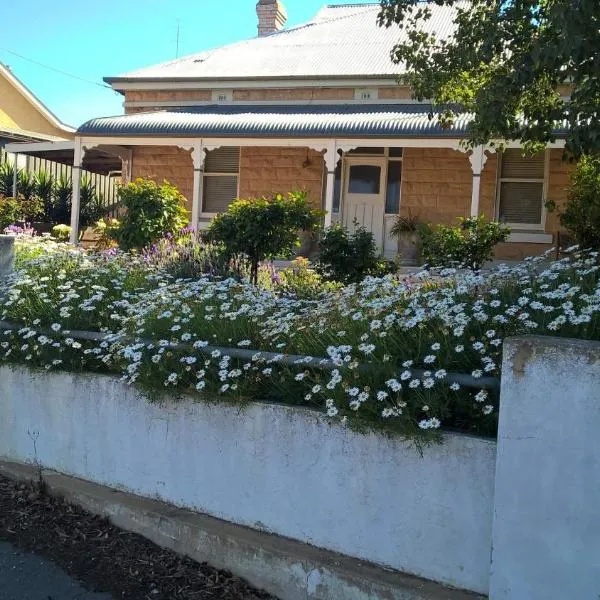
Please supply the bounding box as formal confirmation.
[0,0,378,129]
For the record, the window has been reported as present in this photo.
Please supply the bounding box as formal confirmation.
[348,165,381,194]
[385,161,402,214]
[202,147,240,214]
[332,162,342,213]
[498,149,546,228]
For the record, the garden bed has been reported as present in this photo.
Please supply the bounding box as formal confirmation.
[0,474,276,600]
[0,236,599,442]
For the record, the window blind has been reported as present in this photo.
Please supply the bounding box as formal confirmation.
[204,147,240,174]
[498,181,544,224]
[501,149,545,179]
[202,147,240,213]
[203,176,238,213]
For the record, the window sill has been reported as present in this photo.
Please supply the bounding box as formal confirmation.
[507,232,553,244]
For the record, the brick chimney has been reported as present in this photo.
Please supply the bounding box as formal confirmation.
[256,0,287,37]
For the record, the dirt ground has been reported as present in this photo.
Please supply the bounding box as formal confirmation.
[0,475,277,599]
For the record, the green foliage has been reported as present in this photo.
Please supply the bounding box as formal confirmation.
[51,224,71,242]
[378,0,600,157]
[53,175,72,225]
[0,197,20,231]
[317,223,395,283]
[418,216,510,270]
[144,231,232,280]
[207,191,322,285]
[110,178,189,251]
[559,155,600,249]
[262,258,342,298]
[93,218,120,250]
[17,170,35,201]
[79,176,106,229]
[34,171,55,221]
[390,209,420,235]
[0,161,15,197]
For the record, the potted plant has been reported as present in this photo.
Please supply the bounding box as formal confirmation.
[390,209,421,266]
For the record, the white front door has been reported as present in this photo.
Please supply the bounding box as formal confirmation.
[342,157,386,251]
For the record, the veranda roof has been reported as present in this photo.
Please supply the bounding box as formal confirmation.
[77,104,474,139]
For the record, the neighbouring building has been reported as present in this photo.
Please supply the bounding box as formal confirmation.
[6,1,574,258]
[0,63,74,147]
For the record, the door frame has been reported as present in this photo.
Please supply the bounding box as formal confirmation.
[341,155,388,252]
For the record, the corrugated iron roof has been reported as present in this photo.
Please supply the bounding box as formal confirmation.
[106,2,468,82]
[77,104,474,138]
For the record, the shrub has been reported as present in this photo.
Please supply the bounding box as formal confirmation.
[144,229,231,280]
[17,170,35,201]
[0,197,20,231]
[0,162,15,197]
[53,175,72,225]
[79,177,107,229]
[93,218,120,250]
[207,191,322,285]
[558,154,600,250]
[418,216,510,270]
[51,224,71,242]
[262,257,341,298]
[109,178,188,251]
[34,171,55,222]
[317,223,394,283]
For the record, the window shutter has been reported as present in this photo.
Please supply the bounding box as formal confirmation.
[204,147,240,174]
[501,149,545,179]
[203,176,238,213]
[498,181,544,224]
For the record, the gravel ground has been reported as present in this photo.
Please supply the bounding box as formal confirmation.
[0,475,277,600]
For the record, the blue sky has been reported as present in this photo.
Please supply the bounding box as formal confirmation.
[1,1,377,128]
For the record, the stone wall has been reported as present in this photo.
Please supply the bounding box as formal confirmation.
[122,86,414,110]
[131,145,194,208]
[400,147,475,224]
[239,147,324,204]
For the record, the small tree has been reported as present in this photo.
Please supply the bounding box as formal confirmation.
[207,191,321,285]
[110,178,189,251]
[559,155,600,250]
[378,0,600,157]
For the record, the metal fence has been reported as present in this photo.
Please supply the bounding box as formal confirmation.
[0,149,119,214]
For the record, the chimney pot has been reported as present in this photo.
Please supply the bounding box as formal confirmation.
[256,0,287,37]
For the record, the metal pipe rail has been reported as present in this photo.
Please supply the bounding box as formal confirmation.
[0,320,500,390]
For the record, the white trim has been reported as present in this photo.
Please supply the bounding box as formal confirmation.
[69,139,84,245]
[496,149,550,232]
[123,98,427,108]
[109,78,400,92]
[507,232,553,244]
[79,136,464,150]
[0,64,75,134]
[3,140,75,154]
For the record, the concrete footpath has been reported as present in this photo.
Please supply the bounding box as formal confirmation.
[0,541,113,600]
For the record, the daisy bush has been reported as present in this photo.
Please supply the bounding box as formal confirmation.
[1,240,599,443]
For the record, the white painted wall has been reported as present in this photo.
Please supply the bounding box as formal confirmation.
[491,337,600,600]
[0,235,15,277]
[0,366,496,594]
